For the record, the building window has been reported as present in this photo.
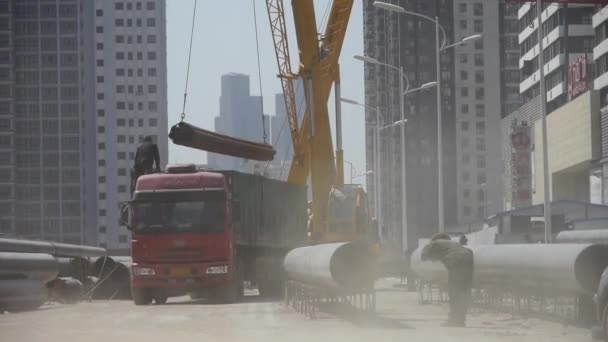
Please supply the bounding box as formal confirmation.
[119,235,128,243]
[117,152,126,160]
[99,243,107,248]
[473,3,483,16]
[474,39,483,50]
[116,68,125,76]
[116,35,124,43]
[116,52,124,60]
[96,26,103,34]
[97,59,104,67]
[117,119,126,127]
[463,206,471,217]
[475,104,484,117]
[98,159,106,167]
[148,85,157,94]
[115,2,124,10]
[477,172,486,184]
[146,1,156,10]
[476,88,484,100]
[459,3,467,13]
[475,71,484,83]
[137,52,143,60]
[138,118,144,127]
[478,189,485,201]
[461,104,469,114]
[463,171,470,182]
[136,18,142,27]
[461,121,469,131]
[474,20,483,33]
[97,126,105,133]
[460,54,468,64]
[127,2,132,10]
[137,69,143,77]
[117,102,126,110]
[147,52,156,60]
[129,119,134,127]
[148,68,156,76]
[147,18,156,27]
[149,118,158,127]
[477,155,486,168]
[118,168,127,176]
[461,87,468,97]
[460,20,467,30]
[148,102,157,112]
[117,135,126,143]
[115,19,124,26]
[476,121,485,134]
[98,143,105,150]
[99,209,106,217]
[127,19,132,27]
[99,226,106,233]
[97,109,105,117]
[96,9,103,17]
[138,102,144,110]
[116,85,125,93]
[460,71,468,80]
[97,76,104,83]
[147,35,156,44]
[97,93,104,100]
[118,185,127,193]
[128,35,133,44]
[128,69,134,77]
[96,43,104,50]
[474,53,484,66]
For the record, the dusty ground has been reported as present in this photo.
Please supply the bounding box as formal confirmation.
[0,280,593,342]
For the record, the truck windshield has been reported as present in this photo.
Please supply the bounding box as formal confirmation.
[132,199,225,234]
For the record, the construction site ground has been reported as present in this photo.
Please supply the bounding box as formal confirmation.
[0,279,592,342]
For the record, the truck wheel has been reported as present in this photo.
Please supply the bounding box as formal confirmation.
[132,288,152,306]
[154,294,168,304]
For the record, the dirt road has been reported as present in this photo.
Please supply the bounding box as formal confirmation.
[0,282,592,342]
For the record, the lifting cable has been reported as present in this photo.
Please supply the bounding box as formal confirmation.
[252,0,268,144]
[180,0,198,121]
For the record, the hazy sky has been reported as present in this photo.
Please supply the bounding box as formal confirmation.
[166,0,368,185]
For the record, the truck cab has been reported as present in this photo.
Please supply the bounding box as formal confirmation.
[122,164,242,305]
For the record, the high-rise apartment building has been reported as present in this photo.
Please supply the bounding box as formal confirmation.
[363,0,456,249]
[0,0,86,243]
[0,0,168,249]
[90,0,168,250]
[209,73,269,172]
[363,0,523,248]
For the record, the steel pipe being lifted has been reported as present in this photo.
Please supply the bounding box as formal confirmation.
[556,229,608,245]
[169,121,276,161]
[0,238,106,258]
[410,243,608,295]
[0,252,59,283]
[283,242,375,291]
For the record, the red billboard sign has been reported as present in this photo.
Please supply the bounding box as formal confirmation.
[568,55,587,101]
[511,123,532,208]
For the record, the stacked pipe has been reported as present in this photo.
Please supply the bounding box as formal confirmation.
[0,237,107,312]
[556,230,608,245]
[169,121,276,161]
[410,243,608,296]
[90,256,132,299]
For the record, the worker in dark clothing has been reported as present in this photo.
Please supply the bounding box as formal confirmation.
[421,233,474,327]
[131,136,161,194]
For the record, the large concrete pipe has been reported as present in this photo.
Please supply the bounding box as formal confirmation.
[556,230,608,244]
[410,244,608,296]
[283,242,375,291]
[0,279,48,312]
[91,256,132,299]
[0,238,106,258]
[0,252,59,283]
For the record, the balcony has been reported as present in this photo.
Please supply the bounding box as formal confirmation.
[593,5,608,29]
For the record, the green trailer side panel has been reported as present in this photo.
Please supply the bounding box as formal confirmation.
[219,171,308,250]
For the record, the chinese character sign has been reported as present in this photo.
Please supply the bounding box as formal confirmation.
[511,124,532,208]
[568,55,587,101]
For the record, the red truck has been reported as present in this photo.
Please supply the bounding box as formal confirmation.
[121,164,307,305]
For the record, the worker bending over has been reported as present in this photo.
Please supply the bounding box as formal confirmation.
[421,233,474,327]
[131,136,161,194]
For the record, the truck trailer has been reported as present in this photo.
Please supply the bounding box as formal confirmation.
[122,164,308,305]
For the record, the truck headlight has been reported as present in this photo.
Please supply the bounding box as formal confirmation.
[133,267,156,276]
[206,265,228,274]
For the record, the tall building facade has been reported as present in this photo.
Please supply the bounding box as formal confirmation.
[363,0,456,249]
[0,0,168,249]
[90,0,168,250]
[209,73,269,172]
[501,3,595,211]
[0,0,87,243]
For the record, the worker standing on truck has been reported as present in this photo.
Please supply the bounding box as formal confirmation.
[131,136,161,194]
[421,233,474,327]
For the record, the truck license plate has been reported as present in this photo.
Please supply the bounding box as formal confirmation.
[173,267,190,276]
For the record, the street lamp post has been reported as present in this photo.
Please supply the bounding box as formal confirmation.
[373,1,481,234]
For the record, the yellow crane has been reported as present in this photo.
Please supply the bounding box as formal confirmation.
[265,0,371,244]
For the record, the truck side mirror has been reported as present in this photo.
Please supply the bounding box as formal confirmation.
[120,202,132,230]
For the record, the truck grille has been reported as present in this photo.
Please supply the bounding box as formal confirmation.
[158,247,203,261]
